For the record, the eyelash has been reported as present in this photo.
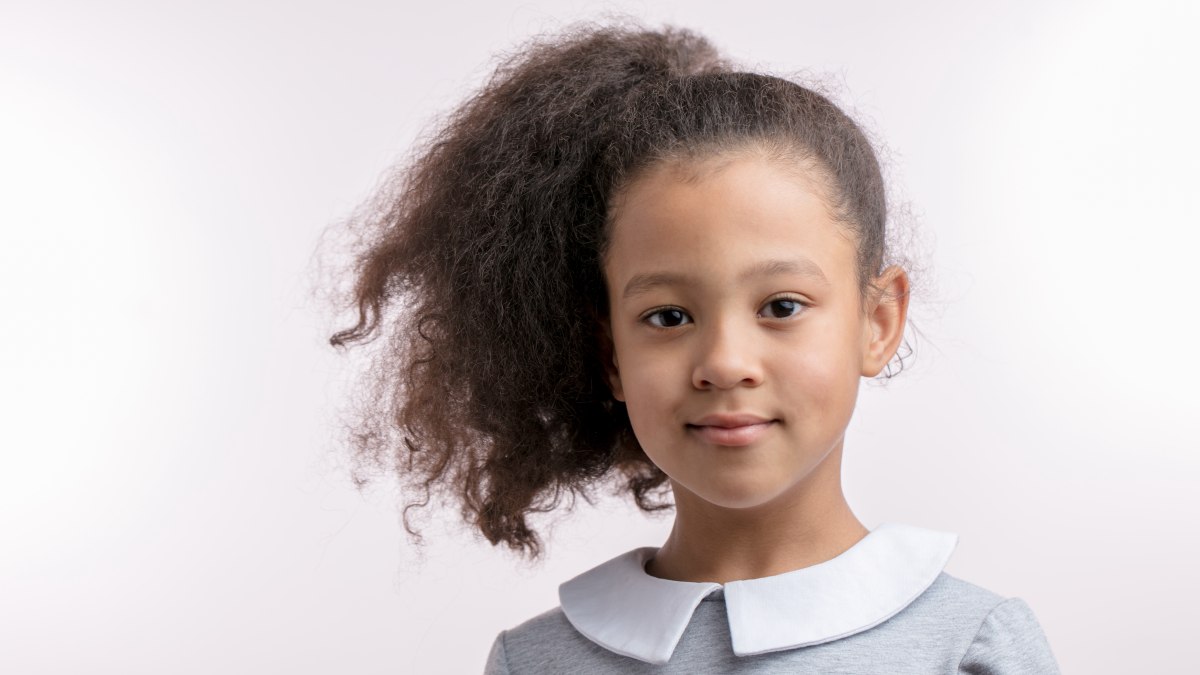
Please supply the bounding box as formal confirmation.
[640,295,810,330]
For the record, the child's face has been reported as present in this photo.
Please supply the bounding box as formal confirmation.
[601,152,879,511]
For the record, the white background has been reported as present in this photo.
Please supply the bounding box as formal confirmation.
[2,1,1197,673]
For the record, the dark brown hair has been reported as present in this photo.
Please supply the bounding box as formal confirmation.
[324,18,921,561]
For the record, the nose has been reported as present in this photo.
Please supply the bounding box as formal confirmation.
[691,316,764,390]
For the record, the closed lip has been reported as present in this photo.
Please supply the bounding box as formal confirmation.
[687,413,774,428]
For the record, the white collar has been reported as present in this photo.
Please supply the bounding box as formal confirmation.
[558,522,958,665]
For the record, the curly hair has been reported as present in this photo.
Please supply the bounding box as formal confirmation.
[324,17,922,561]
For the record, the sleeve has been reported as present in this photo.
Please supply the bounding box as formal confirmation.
[482,630,510,675]
[957,597,1061,675]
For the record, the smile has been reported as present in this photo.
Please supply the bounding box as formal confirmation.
[686,420,776,447]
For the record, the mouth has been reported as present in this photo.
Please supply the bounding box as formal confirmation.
[685,419,777,447]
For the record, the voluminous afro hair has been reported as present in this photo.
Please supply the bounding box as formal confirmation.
[325,17,918,561]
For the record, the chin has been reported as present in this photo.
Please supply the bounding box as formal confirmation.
[689,480,788,511]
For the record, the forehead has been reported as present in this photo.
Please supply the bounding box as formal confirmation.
[603,154,856,295]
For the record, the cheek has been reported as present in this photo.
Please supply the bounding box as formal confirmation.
[622,364,672,412]
[618,352,678,426]
[782,340,857,410]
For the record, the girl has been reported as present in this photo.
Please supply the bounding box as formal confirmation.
[327,19,1061,674]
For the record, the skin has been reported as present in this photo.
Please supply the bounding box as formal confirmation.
[599,149,910,585]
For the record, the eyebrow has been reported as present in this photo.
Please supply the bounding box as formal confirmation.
[621,257,831,300]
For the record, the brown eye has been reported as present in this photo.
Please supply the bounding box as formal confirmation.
[761,298,805,319]
[645,308,690,328]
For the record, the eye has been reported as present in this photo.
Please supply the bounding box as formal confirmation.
[643,307,692,329]
[760,296,808,319]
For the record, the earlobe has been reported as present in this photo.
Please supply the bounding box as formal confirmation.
[609,354,624,402]
[861,266,910,377]
[596,315,625,402]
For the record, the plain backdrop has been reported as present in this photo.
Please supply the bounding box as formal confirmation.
[2,0,1197,673]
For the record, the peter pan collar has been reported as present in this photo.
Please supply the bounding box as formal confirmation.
[558,522,958,665]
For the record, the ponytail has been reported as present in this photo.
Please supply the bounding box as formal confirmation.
[328,21,726,560]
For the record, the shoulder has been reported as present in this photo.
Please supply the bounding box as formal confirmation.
[484,605,622,674]
[921,571,1006,615]
[499,605,576,648]
[920,572,1061,674]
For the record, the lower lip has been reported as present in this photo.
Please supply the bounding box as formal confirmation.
[687,421,775,446]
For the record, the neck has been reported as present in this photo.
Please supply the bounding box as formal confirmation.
[644,439,869,584]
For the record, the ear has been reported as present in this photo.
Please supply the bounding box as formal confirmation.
[596,315,625,402]
[860,266,910,377]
